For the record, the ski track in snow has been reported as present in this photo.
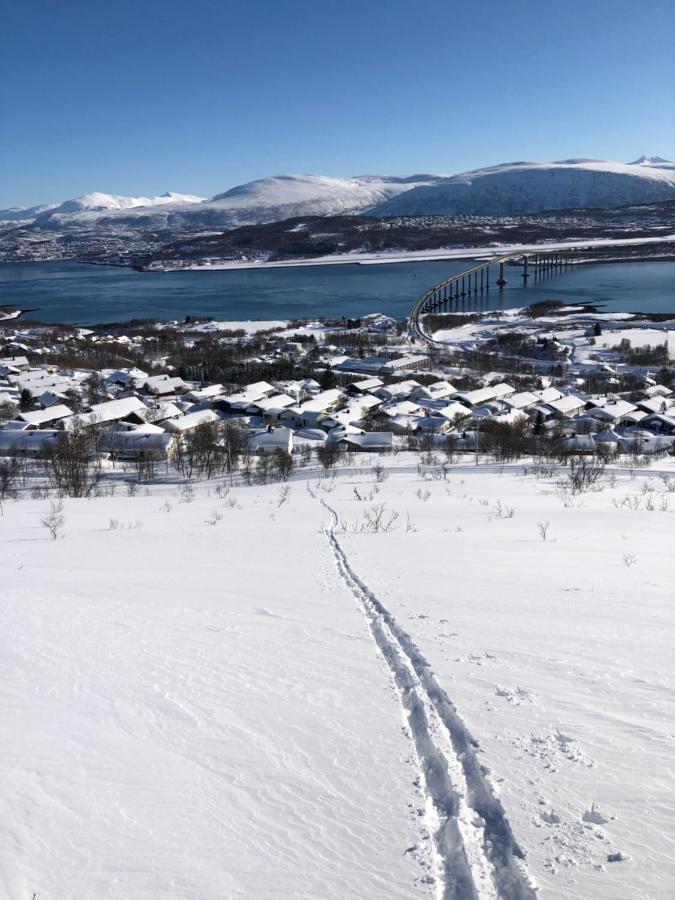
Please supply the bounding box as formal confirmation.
[320,499,537,900]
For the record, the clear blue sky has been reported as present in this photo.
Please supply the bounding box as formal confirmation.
[1,0,673,207]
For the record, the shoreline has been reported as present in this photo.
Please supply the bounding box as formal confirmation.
[152,233,675,273]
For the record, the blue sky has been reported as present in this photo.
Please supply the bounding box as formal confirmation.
[1,0,673,207]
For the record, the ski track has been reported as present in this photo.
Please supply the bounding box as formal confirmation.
[320,499,537,900]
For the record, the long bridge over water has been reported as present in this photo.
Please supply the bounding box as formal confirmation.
[408,249,579,344]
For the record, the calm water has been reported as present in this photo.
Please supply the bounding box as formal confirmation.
[0,258,673,324]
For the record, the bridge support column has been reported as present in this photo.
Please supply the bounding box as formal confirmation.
[522,256,529,280]
[496,261,506,287]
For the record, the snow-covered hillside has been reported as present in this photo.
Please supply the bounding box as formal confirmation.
[203,173,443,228]
[4,158,674,237]
[10,175,443,233]
[370,159,675,217]
[0,202,59,222]
[2,458,674,899]
[33,191,206,228]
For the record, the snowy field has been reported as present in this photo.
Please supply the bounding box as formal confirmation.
[2,456,674,899]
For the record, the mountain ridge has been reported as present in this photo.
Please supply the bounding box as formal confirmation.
[2,158,673,236]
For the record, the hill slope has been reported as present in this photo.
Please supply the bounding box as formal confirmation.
[370,159,675,217]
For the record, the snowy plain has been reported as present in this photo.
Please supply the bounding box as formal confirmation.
[1,456,674,899]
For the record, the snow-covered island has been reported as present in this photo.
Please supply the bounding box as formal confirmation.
[1,305,674,899]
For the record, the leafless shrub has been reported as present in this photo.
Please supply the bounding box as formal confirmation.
[277,485,291,507]
[126,481,139,497]
[660,474,675,493]
[622,552,637,567]
[372,462,388,483]
[108,517,120,530]
[416,488,431,502]
[178,483,195,503]
[361,503,399,533]
[537,521,551,541]
[160,500,173,513]
[205,508,223,526]
[492,499,515,519]
[566,457,605,494]
[405,513,418,533]
[41,499,65,540]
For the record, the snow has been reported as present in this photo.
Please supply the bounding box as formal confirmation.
[372,159,675,217]
[40,191,206,216]
[179,319,287,334]
[1,457,674,899]
[8,158,675,238]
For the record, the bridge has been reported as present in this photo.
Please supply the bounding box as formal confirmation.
[408,249,578,344]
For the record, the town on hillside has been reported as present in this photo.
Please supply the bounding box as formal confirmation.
[1,304,674,493]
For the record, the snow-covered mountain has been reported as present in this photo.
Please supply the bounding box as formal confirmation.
[203,174,443,228]
[34,191,206,226]
[369,158,675,217]
[3,158,673,237]
[0,202,60,222]
[11,175,443,233]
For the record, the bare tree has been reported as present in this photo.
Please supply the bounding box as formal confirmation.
[41,426,101,498]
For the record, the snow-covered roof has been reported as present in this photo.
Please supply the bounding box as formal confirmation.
[163,409,220,433]
[18,404,72,426]
[546,395,585,415]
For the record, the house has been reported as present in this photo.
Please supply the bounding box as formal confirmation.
[411,381,457,402]
[184,384,224,403]
[437,402,471,424]
[545,394,586,419]
[0,355,30,372]
[334,356,390,375]
[335,432,393,452]
[416,416,453,434]
[585,400,638,425]
[280,389,345,428]
[534,386,563,404]
[381,354,429,374]
[639,413,675,435]
[381,399,423,418]
[103,367,148,388]
[163,409,221,434]
[637,396,674,415]
[97,430,175,461]
[0,428,59,456]
[69,396,148,428]
[143,374,188,396]
[346,377,384,395]
[560,433,596,455]
[643,384,672,399]
[248,427,293,455]
[503,391,539,411]
[17,404,73,428]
